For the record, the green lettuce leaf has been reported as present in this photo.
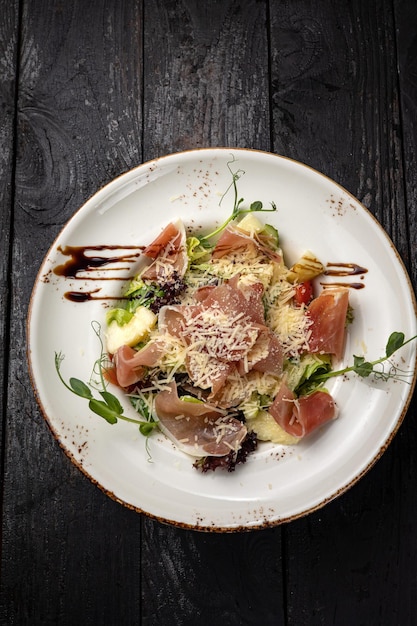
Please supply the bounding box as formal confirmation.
[106,308,134,326]
[285,354,332,396]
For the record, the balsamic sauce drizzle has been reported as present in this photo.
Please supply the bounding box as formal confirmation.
[324,263,368,277]
[64,290,125,303]
[54,245,143,278]
[53,244,369,302]
[322,263,368,290]
[321,281,365,290]
[53,244,144,302]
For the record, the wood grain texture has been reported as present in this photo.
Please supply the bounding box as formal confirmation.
[395,0,417,289]
[143,0,271,157]
[141,523,284,625]
[0,0,19,454]
[270,0,407,247]
[270,1,417,624]
[1,1,145,624]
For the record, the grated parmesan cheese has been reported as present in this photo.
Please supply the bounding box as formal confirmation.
[265,279,312,358]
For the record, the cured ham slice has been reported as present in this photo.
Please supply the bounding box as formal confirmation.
[158,304,192,338]
[307,287,349,361]
[154,382,247,457]
[268,380,337,438]
[140,220,188,281]
[160,303,259,363]
[196,276,266,325]
[157,277,283,392]
[212,224,282,263]
[142,222,181,259]
[211,226,253,259]
[113,342,165,387]
[243,326,283,376]
[207,364,245,408]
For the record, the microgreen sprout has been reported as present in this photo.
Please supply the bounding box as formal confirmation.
[307,331,417,386]
[55,322,159,437]
[198,155,277,247]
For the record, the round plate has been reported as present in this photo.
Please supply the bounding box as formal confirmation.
[27,148,417,531]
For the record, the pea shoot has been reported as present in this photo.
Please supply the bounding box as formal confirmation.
[54,321,158,437]
[307,331,417,386]
[197,155,277,248]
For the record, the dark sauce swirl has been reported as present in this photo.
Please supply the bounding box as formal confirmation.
[325,263,368,277]
[53,244,145,302]
[322,262,368,289]
[54,245,143,279]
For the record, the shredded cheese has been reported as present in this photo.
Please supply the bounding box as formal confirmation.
[193,245,277,289]
[181,307,258,361]
[265,279,312,358]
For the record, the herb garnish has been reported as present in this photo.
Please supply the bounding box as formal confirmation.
[55,329,416,442]
[306,331,417,387]
[54,321,158,437]
[198,155,277,248]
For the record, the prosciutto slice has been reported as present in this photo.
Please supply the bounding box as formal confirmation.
[157,277,283,391]
[198,275,266,325]
[154,382,247,457]
[238,326,283,376]
[113,342,165,388]
[307,287,349,361]
[140,219,188,281]
[269,380,337,438]
[212,224,282,263]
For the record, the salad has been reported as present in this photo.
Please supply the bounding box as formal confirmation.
[55,172,416,473]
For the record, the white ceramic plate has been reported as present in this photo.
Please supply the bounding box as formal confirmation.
[27,148,417,531]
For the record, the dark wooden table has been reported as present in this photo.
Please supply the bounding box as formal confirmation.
[1,1,417,624]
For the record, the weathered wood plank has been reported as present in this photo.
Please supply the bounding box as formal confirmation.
[0,0,19,452]
[270,0,407,251]
[142,523,283,625]
[395,0,417,289]
[390,3,417,620]
[141,2,285,625]
[1,1,145,624]
[270,1,417,624]
[143,0,271,158]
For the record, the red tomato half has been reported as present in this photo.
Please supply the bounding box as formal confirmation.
[294,281,313,306]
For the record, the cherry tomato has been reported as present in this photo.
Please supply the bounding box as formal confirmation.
[294,281,313,306]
